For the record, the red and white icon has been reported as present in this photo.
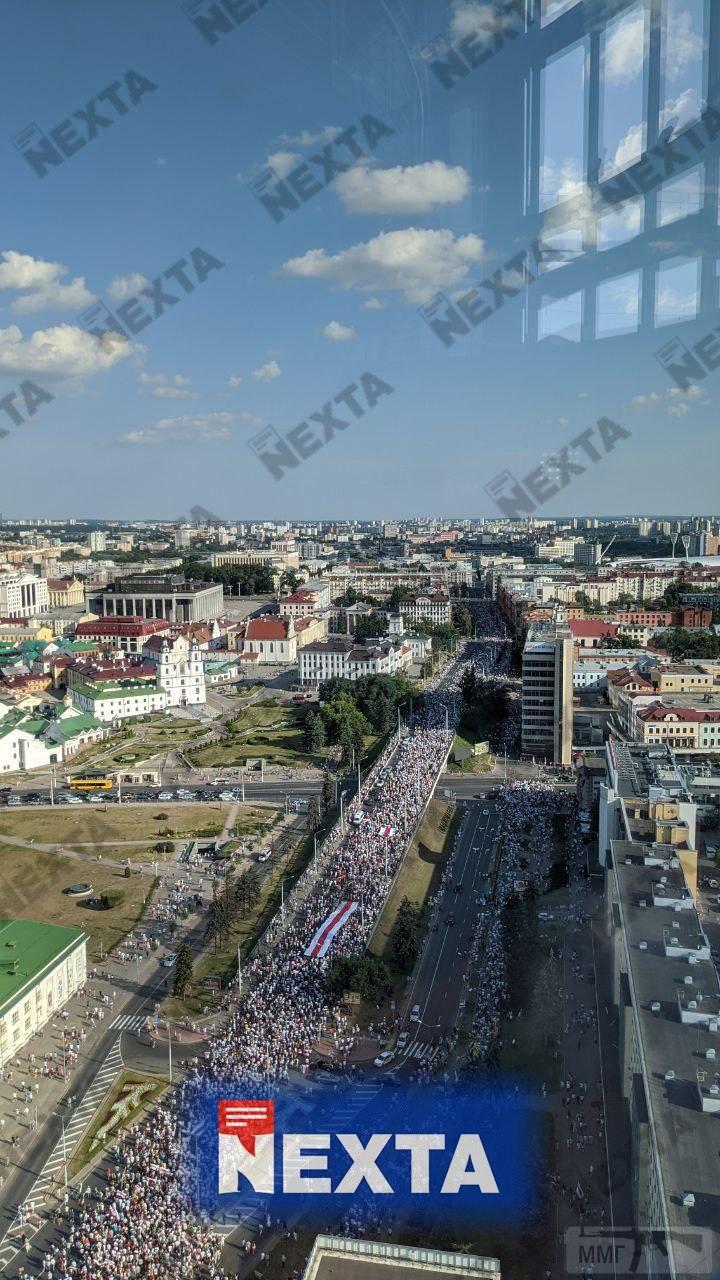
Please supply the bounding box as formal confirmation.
[218,1100,275,1193]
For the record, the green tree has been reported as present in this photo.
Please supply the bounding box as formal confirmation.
[353,612,389,643]
[391,897,422,971]
[322,770,334,814]
[173,943,194,998]
[307,796,321,832]
[452,603,473,636]
[303,711,327,753]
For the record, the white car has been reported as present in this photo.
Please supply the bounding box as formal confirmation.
[219,790,235,802]
[162,953,177,968]
[158,791,174,802]
[482,808,490,815]
[373,1050,394,1068]
[66,794,84,805]
[410,1004,421,1022]
[396,1032,409,1051]
[256,849,271,863]
[351,810,366,826]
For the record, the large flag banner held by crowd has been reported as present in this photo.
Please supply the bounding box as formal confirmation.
[304,901,358,959]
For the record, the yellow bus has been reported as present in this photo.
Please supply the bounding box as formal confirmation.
[68,774,114,792]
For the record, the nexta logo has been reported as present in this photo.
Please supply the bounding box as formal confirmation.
[218,1099,500,1197]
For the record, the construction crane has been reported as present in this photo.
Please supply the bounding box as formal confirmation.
[597,533,617,564]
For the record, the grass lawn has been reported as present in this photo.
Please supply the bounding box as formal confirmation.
[447,726,495,774]
[0,803,234,847]
[369,797,460,962]
[188,700,325,769]
[69,1070,167,1179]
[0,845,157,961]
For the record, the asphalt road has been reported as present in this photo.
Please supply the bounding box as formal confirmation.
[384,798,501,1077]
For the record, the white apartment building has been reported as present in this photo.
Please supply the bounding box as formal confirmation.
[142,633,206,707]
[69,679,167,722]
[88,531,106,552]
[0,920,86,1066]
[0,572,48,618]
[401,593,452,627]
[298,638,411,687]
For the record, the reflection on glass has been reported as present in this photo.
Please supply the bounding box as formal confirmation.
[539,290,583,341]
[661,0,704,135]
[597,198,644,249]
[541,0,582,27]
[596,270,641,336]
[655,256,701,325]
[599,2,647,181]
[657,166,703,226]
[540,41,586,209]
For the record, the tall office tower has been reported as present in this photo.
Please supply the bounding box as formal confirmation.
[521,610,574,766]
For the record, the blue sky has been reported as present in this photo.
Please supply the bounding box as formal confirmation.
[0,0,714,519]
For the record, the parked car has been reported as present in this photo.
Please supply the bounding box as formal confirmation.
[162,953,177,968]
[158,791,174,802]
[410,1004,421,1022]
[256,849,271,863]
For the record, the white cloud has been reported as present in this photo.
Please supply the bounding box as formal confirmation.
[278,125,340,148]
[608,121,645,175]
[0,251,95,314]
[450,1,517,42]
[660,87,701,134]
[603,7,646,85]
[578,391,589,399]
[266,150,301,179]
[558,416,569,427]
[361,297,386,310]
[322,320,355,342]
[630,383,705,417]
[281,227,487,304]
[108,273,150,302]
[664,7,703,80]
[237,410,268,428]
[0,323,133,380]
[119,411,236,446]
[138,372,197,400]
[227,374,243,388]
[336,161,470,214]
[251,359,282,382]
[540,160,587,212]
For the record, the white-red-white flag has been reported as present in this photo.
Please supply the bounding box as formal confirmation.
[378,825,397,837]
[304,901,358,959]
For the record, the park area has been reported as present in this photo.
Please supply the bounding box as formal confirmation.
[0,844,157,961]
[187,699,327,769]
[0,802,240,859]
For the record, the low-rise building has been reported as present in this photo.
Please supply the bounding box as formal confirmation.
[69,679,167,722]
[0,572,48,618]
[400,593,452,628]
[75,617,171,654]
[297,637,411,687]
[0,920,87,1065]
[243,617,297,664]
[46,577,85,609]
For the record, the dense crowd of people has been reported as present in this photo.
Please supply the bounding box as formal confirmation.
[27,605,562,1278]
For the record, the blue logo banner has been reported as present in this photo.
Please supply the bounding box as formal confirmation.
[181,1078,539,1227]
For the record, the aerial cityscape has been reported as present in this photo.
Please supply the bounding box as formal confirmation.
[1,1,719,1278]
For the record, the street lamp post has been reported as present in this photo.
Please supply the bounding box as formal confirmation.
[237,945,242,997]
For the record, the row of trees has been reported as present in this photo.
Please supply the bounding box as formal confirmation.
[181,556,276,595]
[390,897,423,971]
[459,667,511,750]
[654,628,720,659]
[303,674,418,762]
[205,869,261,953]
[324,954,393,1004]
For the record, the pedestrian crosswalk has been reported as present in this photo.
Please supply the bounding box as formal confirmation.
[398,1040,442,1064]
[0,1037,124,1271]
[331,1084,380,1126]
[109,1012,148,1032]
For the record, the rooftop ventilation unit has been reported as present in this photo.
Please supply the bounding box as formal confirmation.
[670,936,679,944]
[688,1000,698,1010]
[706,1048,716,1060]
[709,1085,720,1096]
[682,1193,696,1209]
[709,1020,719,1033]
[639,899,647,908]
[689,955,698,965]
[651,1001,661,1013]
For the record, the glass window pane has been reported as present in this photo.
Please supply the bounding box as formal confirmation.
[540,41,586,209]
[597,198,643,249]
[539,290,583,342]
[661,0,704,135]
[657,166,702,226]
[599,3,647,181]
[597,270,640,336]
[542,0,581,25]
[655,257,700,325]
